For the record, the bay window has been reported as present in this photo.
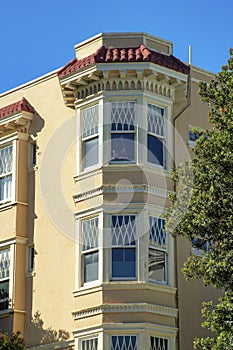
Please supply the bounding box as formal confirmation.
[0,144,13,202]
[82,217,99,284]
[82,105,99,170]
[147,104,165,167]
[111,102,135,162]
[148,216,167,283]
[111,215,136,279]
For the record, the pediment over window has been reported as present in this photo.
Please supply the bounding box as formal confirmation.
[0,98,34,135]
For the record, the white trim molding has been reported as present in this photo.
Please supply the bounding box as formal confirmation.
[73,184,173,203]
[73,303,178,320]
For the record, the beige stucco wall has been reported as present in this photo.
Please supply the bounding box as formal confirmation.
[0,74,76,346]
[0,33,219,350]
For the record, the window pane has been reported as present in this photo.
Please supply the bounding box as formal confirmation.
[0,280,9,311]
[84,137,99,169]
[82,217,99,251]
[189,129,199,142]
[84,252,98,283]
[111,335,137,350]
[29,247,35,272]
[147,105,164,136]
[149,248,166,282]
[111,133,134,162]
[82,105,99,138]
[111,102,135,131]
[0,145,13,175]
[81,337,98,350]
[111,215,136,246]
[0,248,10,279]
[149,217,166,248]
[150,336,168,350]
[147,134,164,166]
[0,175,12,201]
[112,248,136,278]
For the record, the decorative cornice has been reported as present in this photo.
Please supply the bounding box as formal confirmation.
[0,97,35,137]
[73,303,178,320]
[73,184,173,203]
[60,68,188,108]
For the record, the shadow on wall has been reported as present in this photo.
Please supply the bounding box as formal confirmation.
[29,311,70,345]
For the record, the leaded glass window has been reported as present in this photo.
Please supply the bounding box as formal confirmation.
[147,104,165,166]
[0,145,13,202]
[148,217,167,283]
[111,335,137,350]
[111,215,136,279]
[82,105,99,169]
[111,102,135,162]
[150,336,168,350]
[81,337,98,350]
[0,248,10,310]
[82,217,99,284]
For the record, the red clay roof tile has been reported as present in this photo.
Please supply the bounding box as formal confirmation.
[0,98,34,120]
[58,44,190,79]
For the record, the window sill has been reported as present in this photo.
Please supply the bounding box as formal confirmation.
[0,308,14,318]
[110,160,136,164]
[73,281,177,297]
[149,279,168,285]
[111,277,137,281]
[188,141,196,148]
[25,271,36,278]
[74,167,102,182]
[28,165,38,172]
[0,201,15,212]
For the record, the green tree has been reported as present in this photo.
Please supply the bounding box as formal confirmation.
[0,331,25,350]
[166,49,233,349]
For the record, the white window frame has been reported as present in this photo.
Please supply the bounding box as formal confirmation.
[110,335,138,350]
[150,335,169,350]
[147,103,166,168]
[0,243,14,312]
[80,336,98,350]
[110,101,136,164]
[148,216,168,284]
[0,144,14,204]
[0,134,17,206]
[111,214,137,281]
[81,216,99,285]
[81,104,100,172]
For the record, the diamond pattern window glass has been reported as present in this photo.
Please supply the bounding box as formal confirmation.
[111,335,137,350]
[148,217,167,283]
[82,105,99,139]
[147,104,165,166]
[150,336,168,350]
[111,102,135,162]
[82,105,99,170]
[0,145,13,202]
[82,217,99,284]
[81,337,98,350]
[111,215,136,279]
[0,248,10,311]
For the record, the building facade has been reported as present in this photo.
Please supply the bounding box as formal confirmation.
[0,33,215,349]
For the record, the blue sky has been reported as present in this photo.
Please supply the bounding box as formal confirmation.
[1,0,233,94]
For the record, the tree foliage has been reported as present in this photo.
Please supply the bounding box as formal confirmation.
[166,49,233,349]
[0,331,25,349]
